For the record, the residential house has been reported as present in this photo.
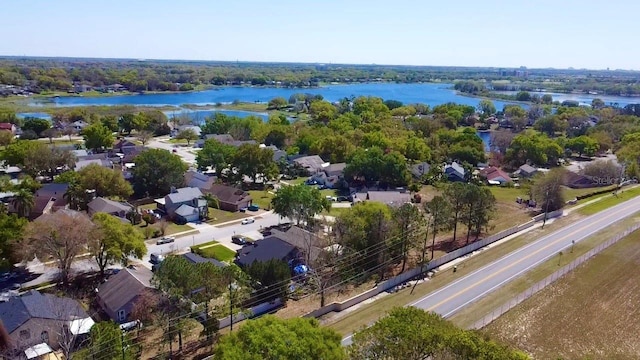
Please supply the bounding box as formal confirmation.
[175,125,202,137]
[479,166,512,185]
[205,184,252,212]
[96,267,154,323]
[309,162,347,189]
[291,155,327,175]
[270,226,326,265]
[353,190,411,207]
[70,149,89,158]
[68,121,88,132]
[30,183,69,220]
[261,144,287,162]
[0,290,94,356]
[87,197,133,219]
[72,84,91,93]
[0,123,17,134]
[74,159,113,172]
[0,164,22,185]
[235,236,300,268]
[113,139,138,152]
[184,170,216,191]
[411,162,431,179]
[513,164,538,178]
[444,162,466,182]
[182,252,227,268]
[564,171,598,189]
[155,187,207,222]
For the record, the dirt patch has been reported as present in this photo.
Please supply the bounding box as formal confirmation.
[484,230,640,359]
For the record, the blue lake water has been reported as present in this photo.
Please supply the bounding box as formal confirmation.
[163,109,269,122]
[17,112,52,120]
[31,83,522,110]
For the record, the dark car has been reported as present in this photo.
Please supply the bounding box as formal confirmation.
[156,236,175,245]
[248,204,260,211]
[231,235,247,245]
[336,196,349,202]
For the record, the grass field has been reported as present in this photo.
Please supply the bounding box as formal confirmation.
[483,224,640,359]
[206,207,248,224]
[248,190,274,209]
[577,186,640,215]
[193,244,236,262]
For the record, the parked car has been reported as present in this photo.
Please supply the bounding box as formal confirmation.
[150,253,165,264]
[248,204,260,211]
[337,196,349,202]
[239,207,248,212]
[157,236,175,245]
[241,218,255,225]
[231,235,247,245]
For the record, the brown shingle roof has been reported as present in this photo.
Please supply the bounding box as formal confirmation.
[206,184,250,204]
[97,267,153,315]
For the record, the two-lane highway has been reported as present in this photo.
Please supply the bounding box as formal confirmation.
[342,196,640,346]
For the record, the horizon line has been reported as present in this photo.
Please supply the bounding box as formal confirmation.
[0,54,635,73]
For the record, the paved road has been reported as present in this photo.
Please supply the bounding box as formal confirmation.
[145,136,198,166]
[140,211,288,268]
[341,196,640,346]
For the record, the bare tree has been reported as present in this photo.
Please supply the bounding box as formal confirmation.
[489,130,515,154]
[22,210,95,284]
[135,130,153,146]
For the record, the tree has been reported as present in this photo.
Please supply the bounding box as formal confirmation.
[335,202,393,278]
[0,212,27,270]
[541,94,553,104]
[135,130,153,145]
[581,160,622,186]
[41,128,61,143]
[424,195,452,260]
[490,130,515,154]
[309,100,338,124]
[477,99,496,118]
[391,203,423,273]
[85,321,136,360]
[21,118,51,137]
[344,147,411,187]
[77,163,134,199]
[271,184,331,226]
[505,130,563,167]
[533,116,567,137]
[464,186,497,242]
[0,131,13,147]
[82,122,114,152]
[443,183,468,243]
[567,135,599,158]
[22,210,94,284]
[591,98,606,109]
[119,113,136,134]
[196,138,237,176]
[349,307,527,360]
[532,168,566,212]
[246,259,291,304]
[267,97,288,110]
[232,143,277,184]
[213,316,346,360]
[515,91,531,102]
[404,136,431,162]
[132,149,187,196]
[175,128,199,146]
[90,212,146,276]
[11,188,34,218]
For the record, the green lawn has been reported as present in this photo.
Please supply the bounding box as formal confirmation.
[137,221,195,239]
[248,190,275,209]
[283,177,309,185]
[564,185,617,200]
[488,186,525,204]
[322,206,351,217]
[206,207,248,224]
[577,186,640,215]
[193,244,236,262]
[191,240,218,249]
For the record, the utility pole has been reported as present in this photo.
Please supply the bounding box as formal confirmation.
[542,188,550,229]
[229,276,234,331]
[121,330,126,360]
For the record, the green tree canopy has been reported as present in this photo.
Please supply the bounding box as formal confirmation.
[213,316,346,360]
[175,128,199,146]
[271,184,331,226]
[90,212,146,276]
[0,212,27,270]
[82,122,115,152]
[77,163,133,199]
[196,138,237,176]
[532,168,566,212]
[245,259,291,304]
[131,149,187,196]
[231,143,278,184]
[349,307,528,360]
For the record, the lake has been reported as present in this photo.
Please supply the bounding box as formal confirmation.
[493,91,639,107]
[32,83,522,110]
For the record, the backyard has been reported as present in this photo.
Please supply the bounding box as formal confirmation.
[248,190,275,209]
[484,227,640,359]
[191,240,236,262]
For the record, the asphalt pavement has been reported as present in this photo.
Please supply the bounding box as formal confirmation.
[341,196,640,346]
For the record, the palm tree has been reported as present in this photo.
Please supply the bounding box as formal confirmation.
[202,193,219,209]
[12,188,34,218]
[64,182,86,211]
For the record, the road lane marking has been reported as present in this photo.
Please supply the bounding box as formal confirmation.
[421,200,640,312]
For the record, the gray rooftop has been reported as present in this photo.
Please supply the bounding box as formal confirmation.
[175,204,197,217]
[182,252,227,267]
[87,197,132,214]
[166,187,203,204]
[97,267,153,316]
[367,191,411,207]
[0,290,88,333]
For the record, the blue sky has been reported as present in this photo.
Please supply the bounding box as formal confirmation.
[3,0,638,70]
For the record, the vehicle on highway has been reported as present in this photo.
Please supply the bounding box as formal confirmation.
[156,236,175,245]
[241,218,255,225]
[150,253,165,264]
[248,204,260,211]
[232,235,247,245]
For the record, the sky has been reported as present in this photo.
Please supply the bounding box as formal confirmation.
[3,0,639,70]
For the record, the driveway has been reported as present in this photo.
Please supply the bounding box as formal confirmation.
[138,211,289,269]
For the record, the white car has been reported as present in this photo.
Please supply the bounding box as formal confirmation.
[241,218,255,225]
